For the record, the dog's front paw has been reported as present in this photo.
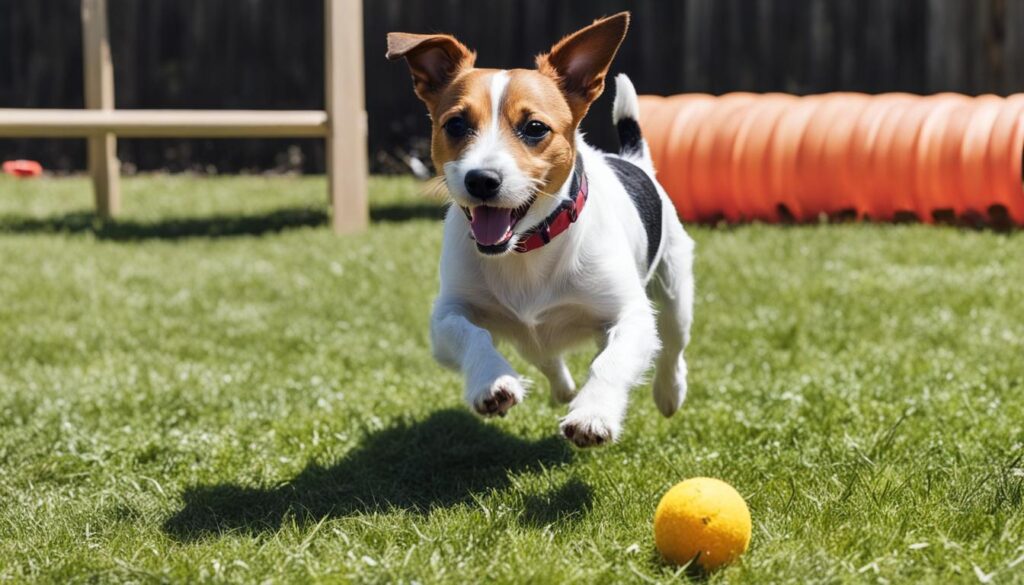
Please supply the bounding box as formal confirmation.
[468,375,525,417]
[560,406,621,448]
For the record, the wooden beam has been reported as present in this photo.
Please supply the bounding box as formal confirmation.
[0,109,330,138]
[82,0,120,218]
[325,0,369,234]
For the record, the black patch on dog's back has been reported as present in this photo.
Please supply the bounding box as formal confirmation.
[605,156,662,269]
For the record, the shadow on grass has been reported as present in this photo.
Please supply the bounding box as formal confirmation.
[371,202,446,223]
[0,208,327,240]
[648,548,710,582]
[694,203,1018,233]
[0,203,443,240]
[162,409,581,541]
[519,477,593,528]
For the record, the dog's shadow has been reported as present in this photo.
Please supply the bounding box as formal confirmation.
[163,409,586,541]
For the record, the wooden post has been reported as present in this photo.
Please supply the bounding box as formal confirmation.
[324,0,369,234]
[82,0,121,218]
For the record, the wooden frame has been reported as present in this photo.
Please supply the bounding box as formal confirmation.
[0,0,367,234]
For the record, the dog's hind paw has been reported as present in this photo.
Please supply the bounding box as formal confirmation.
[468,375,525,417]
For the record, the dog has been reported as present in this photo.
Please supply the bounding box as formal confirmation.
[387,12,695,447]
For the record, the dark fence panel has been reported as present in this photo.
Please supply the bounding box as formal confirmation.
[1,0,1023,174]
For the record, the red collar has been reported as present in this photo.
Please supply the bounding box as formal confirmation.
[515,159,588,253]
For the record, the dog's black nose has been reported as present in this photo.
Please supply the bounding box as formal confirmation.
[464,169,502,200]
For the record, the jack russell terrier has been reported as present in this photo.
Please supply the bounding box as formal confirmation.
[387,12,695,447]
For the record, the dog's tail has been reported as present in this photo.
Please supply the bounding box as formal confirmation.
[612,74,653,170]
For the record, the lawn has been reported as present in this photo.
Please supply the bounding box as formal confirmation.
[0,174,1022,584]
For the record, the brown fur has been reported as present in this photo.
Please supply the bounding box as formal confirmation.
[500,70,576,196]
[429,69,496,171]
[385,33,475,108]
[536,13,630,122]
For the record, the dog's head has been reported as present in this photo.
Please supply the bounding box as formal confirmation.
[387,13,629,255]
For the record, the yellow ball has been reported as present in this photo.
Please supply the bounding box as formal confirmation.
[653,477,751,570]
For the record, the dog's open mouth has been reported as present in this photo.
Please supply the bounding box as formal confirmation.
[466,197,535,249]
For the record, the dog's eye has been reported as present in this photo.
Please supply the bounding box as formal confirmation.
[521,120,551,142]
[443,116,469,139]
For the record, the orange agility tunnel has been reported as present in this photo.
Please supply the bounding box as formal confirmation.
[637,93,1024,225]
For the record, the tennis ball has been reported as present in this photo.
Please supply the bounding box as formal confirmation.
[653,477,751,570]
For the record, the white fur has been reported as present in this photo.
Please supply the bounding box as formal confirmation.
[430,74,695,447]
[612,73,640,124]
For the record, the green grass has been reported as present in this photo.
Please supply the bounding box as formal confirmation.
[1,174,1023,584]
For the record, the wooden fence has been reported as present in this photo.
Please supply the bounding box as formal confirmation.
[2,0,1023,175]
[0,0,367,233]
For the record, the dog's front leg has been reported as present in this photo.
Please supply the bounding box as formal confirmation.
[560,301,660,447]
[431,301,525,417]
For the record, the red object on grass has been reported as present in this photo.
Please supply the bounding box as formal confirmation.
[2,160,43,178]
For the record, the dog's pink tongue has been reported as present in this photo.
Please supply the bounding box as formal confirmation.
[470,207,514,246]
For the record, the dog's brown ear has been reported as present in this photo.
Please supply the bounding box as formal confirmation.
[387,33,475,108]
[536,12,629,121]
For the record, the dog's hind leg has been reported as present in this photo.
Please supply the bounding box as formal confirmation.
[535,355,576,404]
[651,217,695,417]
